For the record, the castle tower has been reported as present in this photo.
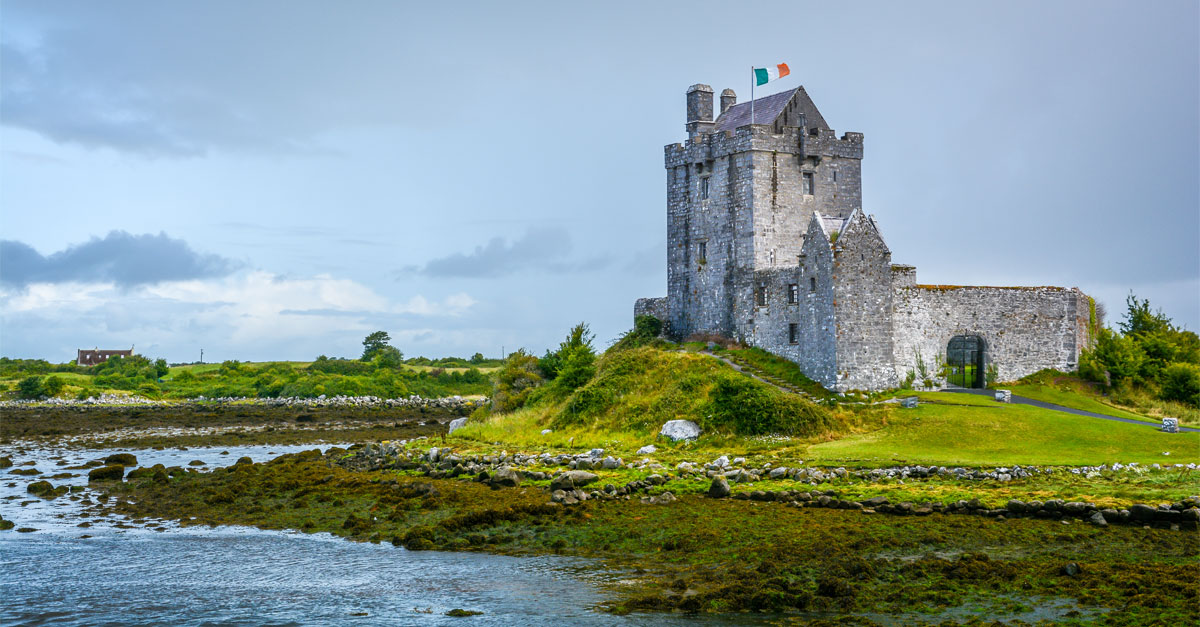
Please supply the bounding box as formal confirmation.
[661,83,865,341]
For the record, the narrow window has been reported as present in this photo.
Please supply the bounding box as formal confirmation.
[755,282,767,307]
[832,170,838,183]
[802,172,814,195]
[700,177,710,200]
[809,277,817,291]
[787,284,798,304]
[789,323,799,344]
[698,241,707,263]
[769,249,776,266]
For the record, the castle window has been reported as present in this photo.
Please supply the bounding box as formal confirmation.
[809,277,817,291]
[700,177,710,200]
[789,323,799,344]
[802,172,814,195]
[788,284,798,304]
[755,282,767,307]
[832,170,838,183]
[769,250,776,266]
[698,241,707,263]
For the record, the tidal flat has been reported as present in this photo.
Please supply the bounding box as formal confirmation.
[87,447,1198,625]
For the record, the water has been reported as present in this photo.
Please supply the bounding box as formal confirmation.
[0,444,758,626]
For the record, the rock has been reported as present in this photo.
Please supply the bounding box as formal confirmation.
[428,447,440,463]
[901,396,918,409]
[768,467,789,479]
[708,475,731,498]
[490,467,522,488]
[659,419,701,441]
[540,428,552,435]
[1006,499,1027,514]
[861,496,889,508]
[0,456,12,468]
[636,445,657,455]
[587,449,605,458]
[234,457,253,466]
[445,609,483,617]
[27,480,54,495]
[103,453,137,466]
[1129,504,1157,522]
[1060,563,1081,577]
[574,459,593,470]
[1088,511,1108,527]
[448,417,469,434]
[601,456,622,470]
[642,491,677,505]
[551,470,598,492]
[88,465,125,482]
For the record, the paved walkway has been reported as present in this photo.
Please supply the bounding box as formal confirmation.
[942,387,1199,433]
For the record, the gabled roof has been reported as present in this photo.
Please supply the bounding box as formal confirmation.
[714,86,830,132]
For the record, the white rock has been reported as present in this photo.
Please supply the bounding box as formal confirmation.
[428,447,440,463]
[447,417,468,434]
[659,420,701,442]
[636,445,657,455]
[541,429,553,435]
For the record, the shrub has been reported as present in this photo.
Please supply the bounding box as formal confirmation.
[491,350,543,413]
[42,375,65,397]
[16,376,45,399]
[1160,362,1200,407]
[707,374,832,436]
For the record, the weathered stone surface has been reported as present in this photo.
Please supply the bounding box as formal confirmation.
[551,471,598,492]
[708,475,731,498]
[88,465,125,482]
[636,445,657,455]
[447,417,468,434]
[659,420,701,441]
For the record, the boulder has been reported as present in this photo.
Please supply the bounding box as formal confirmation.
[27,480,54,495]
[708,475,731,498]
[551,470,598,492]
[1087,511,1108,527]
[1129,504,1157,522]
[428,447,440,463]
[490,467,522,488]
[601,457,622,470]
[540,428,552,435]
[768,467,789,480]
[88,465,125,482]
[1006,499,1027,514]
[636,445,657,455]
[642,491,676,505]
[447,417,468,434]
[103,453,137,466]
[659,420,701,441]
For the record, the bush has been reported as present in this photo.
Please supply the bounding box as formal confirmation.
[491,350,543,413]
[609,315,666,352]
[42,376,65,397]
[1161,362,1200,407]
[707,374,832,436]
[16,376,45,399]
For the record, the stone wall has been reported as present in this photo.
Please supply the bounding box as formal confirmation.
[892,285,1091,385]
[832,213,897,391]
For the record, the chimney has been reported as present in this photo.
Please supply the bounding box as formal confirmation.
[720,88,736,114]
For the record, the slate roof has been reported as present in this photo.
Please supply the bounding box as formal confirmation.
[714,86,830,132]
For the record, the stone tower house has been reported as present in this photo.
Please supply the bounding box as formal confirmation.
[637,83,1094,392]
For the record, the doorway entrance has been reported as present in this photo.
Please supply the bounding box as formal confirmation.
[946,335,986,388]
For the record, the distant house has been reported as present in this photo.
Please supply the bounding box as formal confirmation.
[77,347,134,367]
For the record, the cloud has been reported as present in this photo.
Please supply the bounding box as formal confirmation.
[0,231,240,288]
[410,227,611,279]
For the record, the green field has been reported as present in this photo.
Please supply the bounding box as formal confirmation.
[808,392,1197,466]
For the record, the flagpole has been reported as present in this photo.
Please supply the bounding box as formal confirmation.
[750,66,755,125]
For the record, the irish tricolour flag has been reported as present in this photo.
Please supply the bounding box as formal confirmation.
[754,63,790,86]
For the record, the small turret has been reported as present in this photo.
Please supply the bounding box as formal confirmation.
[686,84,714,139]
[720,88,736,114]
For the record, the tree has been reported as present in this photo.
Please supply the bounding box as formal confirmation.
[361,331,396,362]
[372,345,404,370]
[154,358,169,378]
[1161,363,1200,407]
[470,352,486,364]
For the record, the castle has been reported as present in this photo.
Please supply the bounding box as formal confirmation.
[635,83,1094,392]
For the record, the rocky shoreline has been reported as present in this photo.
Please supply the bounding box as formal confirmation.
[0,393,482,411]
[340,443,1200,531]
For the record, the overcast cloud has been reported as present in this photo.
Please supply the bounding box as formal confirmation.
[0,231,240,287]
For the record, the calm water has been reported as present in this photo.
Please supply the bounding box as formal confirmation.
[1,444,763,626]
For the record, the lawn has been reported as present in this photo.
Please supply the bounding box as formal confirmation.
[806,393,1199,467]
[1001,382,1154,422]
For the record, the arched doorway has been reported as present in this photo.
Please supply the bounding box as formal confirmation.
[946,335,986,388]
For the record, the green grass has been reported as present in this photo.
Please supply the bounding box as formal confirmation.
[723,346,832,397]
[1002,382,1152,422]
[807,394,1199,466]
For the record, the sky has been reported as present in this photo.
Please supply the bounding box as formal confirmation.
[1,0,1197,364]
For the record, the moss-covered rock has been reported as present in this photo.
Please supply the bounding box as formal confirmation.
[103,453,138,466]
[88,464,126,482]
[0,518,14,530]
[27,480,54,495]
[0,456,13,468]
[445,609,483,617]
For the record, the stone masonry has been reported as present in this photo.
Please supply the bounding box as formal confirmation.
[636,83,1094,392]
